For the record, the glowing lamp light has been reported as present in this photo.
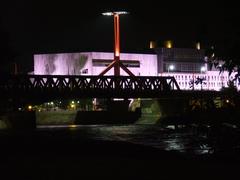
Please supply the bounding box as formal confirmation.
[28,105,32,111]
[201,66,206,72]
[102,11,128,16]
[165,40,173,48]
[196,42,201,50]
[102,12,114,16]
[69,125,77,128]
[169,65,175,71]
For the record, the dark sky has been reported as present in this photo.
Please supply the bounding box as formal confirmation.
[0,0,239,72]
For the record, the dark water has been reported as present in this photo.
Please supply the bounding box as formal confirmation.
[37,124,238,155]
[1,124,240,179]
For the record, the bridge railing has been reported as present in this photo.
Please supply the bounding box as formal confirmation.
[0,75,180,99]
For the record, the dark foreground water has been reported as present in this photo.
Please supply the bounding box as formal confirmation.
[1,124,240,179]
[38,124,213,154]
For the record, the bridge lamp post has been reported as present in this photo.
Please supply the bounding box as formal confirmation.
[99,11,135,77]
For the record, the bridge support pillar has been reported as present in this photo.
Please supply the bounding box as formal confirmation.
[136,98,185,125]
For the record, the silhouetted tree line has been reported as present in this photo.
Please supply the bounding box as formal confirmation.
[0,20,18,74]
[206,35,240,85]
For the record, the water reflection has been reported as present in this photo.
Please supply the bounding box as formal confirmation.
[37,124,239,155]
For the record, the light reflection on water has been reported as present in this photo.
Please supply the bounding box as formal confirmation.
[38,124,213,155]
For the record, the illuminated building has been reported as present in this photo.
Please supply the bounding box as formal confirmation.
[34,48,239,91]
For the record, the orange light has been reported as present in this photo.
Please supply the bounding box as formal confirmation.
[28,105,32,111]
[150,41,157,49]
[69,125,77,128]
[165,40,173,48]
[114,14,120,57]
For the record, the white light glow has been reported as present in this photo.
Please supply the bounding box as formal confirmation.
[102,12,114,16]
[114,11,128,15]
[113,98,125,101]
[102,11,128,16]
[196,42,201,50]
[169,65,175,71]
[201,66,206,72]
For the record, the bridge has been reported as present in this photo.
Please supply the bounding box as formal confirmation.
[0,74,233,105]
[0,75,181,104]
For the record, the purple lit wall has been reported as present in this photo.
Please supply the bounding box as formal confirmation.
[34,52,158,76]
[34,53,92,75]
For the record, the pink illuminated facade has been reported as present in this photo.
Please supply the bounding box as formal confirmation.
[34,49,239,91]
[34,52,157,76]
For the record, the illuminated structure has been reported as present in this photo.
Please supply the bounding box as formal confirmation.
[34,48,239,91]
[99,11,134,76]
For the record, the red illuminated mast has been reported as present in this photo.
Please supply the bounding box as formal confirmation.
[99,11,135,77]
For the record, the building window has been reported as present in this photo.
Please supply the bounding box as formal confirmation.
[82,69,88,74]
[93,59,140,68]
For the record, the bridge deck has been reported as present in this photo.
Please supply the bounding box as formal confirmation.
[0,75,231,104]
[0,75,180,100]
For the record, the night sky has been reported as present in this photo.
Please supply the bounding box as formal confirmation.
[0,0,239,73]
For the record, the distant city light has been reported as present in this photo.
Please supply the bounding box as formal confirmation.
[196,42,201,50]
[113,98,125,101]
[70,104,75,108]
[69,125,77,128]
[28,105,32,111]
[169,65,175,71]
[71,101,75,104]
[226,99,230,103]
[50,102,54,105]
[165,40,173,48]
[150,41,157,49]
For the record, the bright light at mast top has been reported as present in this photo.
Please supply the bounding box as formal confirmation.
[102,11,129,16]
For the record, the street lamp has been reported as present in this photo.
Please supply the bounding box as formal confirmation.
[200,66,206,73]
[99,11,135,77]
[168,64,175,73]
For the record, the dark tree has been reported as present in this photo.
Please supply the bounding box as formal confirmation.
[0,20,18,74]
